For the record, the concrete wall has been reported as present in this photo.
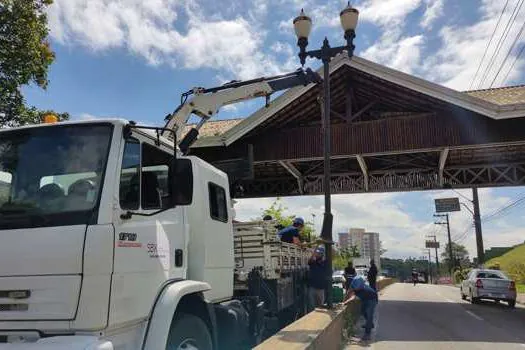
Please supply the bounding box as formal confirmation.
[255,278,396,350]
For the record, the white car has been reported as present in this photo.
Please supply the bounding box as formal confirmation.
[460,269,517,308]
[332,270,346,284]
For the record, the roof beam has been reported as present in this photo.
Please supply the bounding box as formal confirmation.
[278,160,304,194]
[346,84,353,120]
[356,155,369,191]
[439,148,449,186]
[350,99,378,122]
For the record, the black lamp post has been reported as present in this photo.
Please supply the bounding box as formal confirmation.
[293,4,359,308]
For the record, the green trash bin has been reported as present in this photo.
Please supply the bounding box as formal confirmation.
[332,284,344,303]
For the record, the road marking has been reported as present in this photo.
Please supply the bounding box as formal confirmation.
[465,310,483,321]
[435,292,455,303]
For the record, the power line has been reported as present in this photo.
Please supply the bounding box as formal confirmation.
[455,225,473,243]
[500,43,525,84]
[484,197,525,223]
[482,192,525,222]
[489,17,525,87]
[478,0,524,88]
[470,0,510,89]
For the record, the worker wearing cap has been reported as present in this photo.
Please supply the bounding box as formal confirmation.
[346,276,378,341]
[307,246,328,311]
[277,217,304,245]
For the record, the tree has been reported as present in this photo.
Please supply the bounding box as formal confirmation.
[261,198,317,243]
[0,0,69,126]
[441,242,470,269]
[333,246,361,270]
[379,241,387,256]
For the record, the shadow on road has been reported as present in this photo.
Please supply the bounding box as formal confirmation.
[362,299,525,344]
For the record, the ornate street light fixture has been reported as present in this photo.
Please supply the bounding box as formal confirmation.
[293,3,359,308]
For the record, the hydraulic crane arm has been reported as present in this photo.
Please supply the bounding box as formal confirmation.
[163,67,322,152]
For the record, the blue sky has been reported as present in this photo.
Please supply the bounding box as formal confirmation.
[23,0,525,258]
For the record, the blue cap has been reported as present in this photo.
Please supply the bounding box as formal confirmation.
[293,217,305,225]
[314,246,325,256]
[351,276,366,290]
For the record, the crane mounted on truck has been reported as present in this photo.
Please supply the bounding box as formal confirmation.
[0,67,322,349]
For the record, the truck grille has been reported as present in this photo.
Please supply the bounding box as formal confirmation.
[0,290,31,299]
[0,304,28,311]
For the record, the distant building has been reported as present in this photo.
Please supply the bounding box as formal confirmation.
[363,232,381,271]
[345,228,381,270]
[338,232,349,250]
[348,228,366,252]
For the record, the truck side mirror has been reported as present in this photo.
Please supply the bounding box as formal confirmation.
[170,158,193,206]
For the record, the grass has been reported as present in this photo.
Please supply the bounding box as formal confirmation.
[486,243,525,290]
[486,243,525,267]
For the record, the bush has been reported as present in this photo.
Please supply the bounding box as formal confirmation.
[486,262,500,270]
[507,262,525,284]
[453,268,471,284]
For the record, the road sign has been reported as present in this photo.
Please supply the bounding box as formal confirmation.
[426,240,440,249]
[435,197,460,213]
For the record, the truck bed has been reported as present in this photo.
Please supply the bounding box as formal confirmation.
[233,221,310,283]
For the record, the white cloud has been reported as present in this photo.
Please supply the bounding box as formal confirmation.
[425,0,525,90]
[76,113,101,120]
[360,0,423,27]
[361,32,424,74]
[48,0,283,80]
[420,0,444,29]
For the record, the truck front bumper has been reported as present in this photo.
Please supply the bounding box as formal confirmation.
[0,336,113,350]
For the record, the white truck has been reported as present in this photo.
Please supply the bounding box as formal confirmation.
[0,68,321,349]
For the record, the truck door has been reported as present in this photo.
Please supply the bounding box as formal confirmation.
[110,135,186,325]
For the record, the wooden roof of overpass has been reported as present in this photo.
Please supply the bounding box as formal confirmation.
[188,55,525,198]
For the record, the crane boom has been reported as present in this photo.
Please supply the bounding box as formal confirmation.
[163,67,322,152]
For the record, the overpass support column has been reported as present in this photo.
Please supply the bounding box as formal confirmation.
[356,155,369,191]
[438,148,449,187]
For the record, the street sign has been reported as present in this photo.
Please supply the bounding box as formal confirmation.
[426,240,440,249]
[435,197,460,213]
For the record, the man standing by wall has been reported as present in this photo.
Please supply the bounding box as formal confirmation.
[368,259,378,290]
[346,276,378,341]
[307,246,328,311]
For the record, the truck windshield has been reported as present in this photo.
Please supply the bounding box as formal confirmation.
[0,124,112,230]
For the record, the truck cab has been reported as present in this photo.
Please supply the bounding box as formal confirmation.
[0,119,238,348]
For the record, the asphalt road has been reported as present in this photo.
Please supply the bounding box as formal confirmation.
[346,283,525,349]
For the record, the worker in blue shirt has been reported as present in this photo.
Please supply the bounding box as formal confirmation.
[277,217,304,244]
[346,276,378,340]
[307,246,328,311]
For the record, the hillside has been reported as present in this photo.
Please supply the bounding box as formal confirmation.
[486,243,525,289]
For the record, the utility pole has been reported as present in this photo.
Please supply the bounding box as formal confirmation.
[422,248,432,284]
[426,235,440,280]
[446,187,485,267]
[472,188,484,265]
[434,213,454,277]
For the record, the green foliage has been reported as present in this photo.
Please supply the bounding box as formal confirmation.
[441,242,470,268]
[486,244,525,284]
[381,257,436,281]
[333,246,360,270]
[261,198,317,243]
[453,267,471,284]
[0,0,68,127]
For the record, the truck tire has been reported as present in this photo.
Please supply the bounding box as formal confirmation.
[166,313,213,350]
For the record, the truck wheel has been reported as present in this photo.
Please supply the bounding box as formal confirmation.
[508,300,516,308]
[166,313,213,350]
